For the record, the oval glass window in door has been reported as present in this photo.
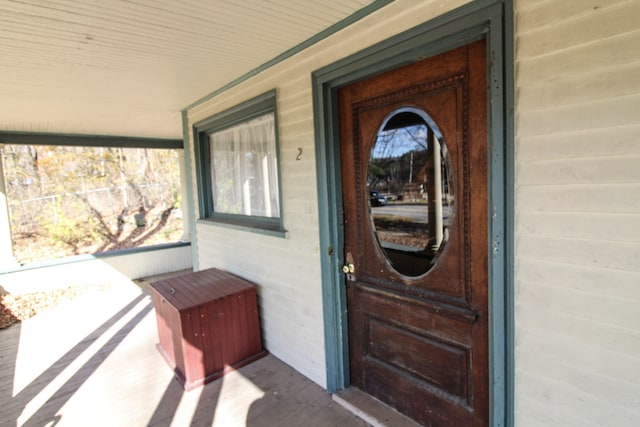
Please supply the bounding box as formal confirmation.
[367,108,455,277]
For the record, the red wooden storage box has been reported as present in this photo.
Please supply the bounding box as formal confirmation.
[149,268,266,390]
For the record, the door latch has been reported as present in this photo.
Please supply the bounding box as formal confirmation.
[343,252,356,282]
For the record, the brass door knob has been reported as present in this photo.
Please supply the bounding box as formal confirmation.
[342,263,355,274]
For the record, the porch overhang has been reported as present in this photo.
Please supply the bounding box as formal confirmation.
[0,0,390,139]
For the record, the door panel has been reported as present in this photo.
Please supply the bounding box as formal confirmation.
[340,40,488,426]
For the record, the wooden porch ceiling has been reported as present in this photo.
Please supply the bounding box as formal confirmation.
[0,0,379,139]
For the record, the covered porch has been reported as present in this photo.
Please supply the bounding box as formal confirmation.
[2,0,640,425]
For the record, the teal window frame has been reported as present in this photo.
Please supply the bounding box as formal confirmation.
[192,90,285,236]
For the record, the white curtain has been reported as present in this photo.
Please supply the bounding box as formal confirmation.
[209,113,280,217]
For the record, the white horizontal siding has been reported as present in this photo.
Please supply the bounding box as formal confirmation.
[518,257,640,301]
[517,0,639,57]
[515,0,640,426]
[517,183,640,213]
[518,93,640,136]
[187,0,473,389]
[518,211,640,242]
[518,155,640,184]
[518,234,640,271]
[100,245,192,279]
[518,125,640,160]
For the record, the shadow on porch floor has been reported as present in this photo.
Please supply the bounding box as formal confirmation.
[0,272,369,427]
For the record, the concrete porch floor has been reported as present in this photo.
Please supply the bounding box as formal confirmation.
[0,273,370,427]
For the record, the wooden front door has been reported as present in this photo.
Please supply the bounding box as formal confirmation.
[339,40,488,426]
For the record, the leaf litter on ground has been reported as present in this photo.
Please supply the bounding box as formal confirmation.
[0,284,113,329]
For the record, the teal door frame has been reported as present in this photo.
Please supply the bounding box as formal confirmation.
[312,1,514,425]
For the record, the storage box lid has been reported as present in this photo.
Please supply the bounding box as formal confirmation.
[149,268,255,310]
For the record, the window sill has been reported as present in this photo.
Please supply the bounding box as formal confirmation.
[197,217,287,238]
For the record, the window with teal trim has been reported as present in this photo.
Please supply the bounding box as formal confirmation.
[193,90,284,233]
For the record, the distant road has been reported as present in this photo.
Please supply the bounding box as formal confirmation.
[371,203,454,225]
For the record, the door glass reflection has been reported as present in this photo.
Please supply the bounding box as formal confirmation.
[368,109,454,277]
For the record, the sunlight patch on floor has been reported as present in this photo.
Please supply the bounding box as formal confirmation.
[12,286,146,395]
[211,370,265,427]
